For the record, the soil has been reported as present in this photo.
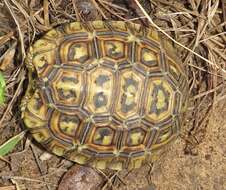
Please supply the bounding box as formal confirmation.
[0,0,225,190]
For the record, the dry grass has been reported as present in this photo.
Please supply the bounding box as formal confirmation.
[0,0,225,189]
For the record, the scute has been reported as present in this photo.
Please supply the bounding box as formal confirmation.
[22,21,188,170]
[84,67,114,114]
[127,128,146,146]
[145,78,175,123]
[60,39,95,66]
[49,68,84,109]
[115,69,144,120]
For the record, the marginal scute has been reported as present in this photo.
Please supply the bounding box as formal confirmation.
[33,39,56,52]
[23,111,46,129]
[166,58,185,88]
[22,21,188,170]
[26,91,48,120]
[52,144,66,156]
[33,51,56,76]
[146,28,160,42]
[66,151,90,164]
[45,29,64,39]
[109,161,123,170]
[64,22,86,34]
[152,125,176,150]
[48,139,72,156]
[91,20,108,31]
[111,21,127,32]
[129,156,145,169]
[130,22,143,36]
[95,160,107,169]
[31,128,51,143]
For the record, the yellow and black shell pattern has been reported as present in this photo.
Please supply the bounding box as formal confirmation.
[22,21,188,170]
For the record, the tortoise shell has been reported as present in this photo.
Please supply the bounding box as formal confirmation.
[22,21,188,170]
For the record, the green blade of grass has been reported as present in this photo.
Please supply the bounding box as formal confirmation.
[0,131,26,157]
[0,71,6,104]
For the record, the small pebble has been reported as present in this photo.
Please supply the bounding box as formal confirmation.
[58,165,103,190]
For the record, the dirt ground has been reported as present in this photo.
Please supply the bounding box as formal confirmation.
[0,0,226,190]
[150,102,226,190]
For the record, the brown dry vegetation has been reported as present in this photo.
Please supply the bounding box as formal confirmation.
[0,0,225,190]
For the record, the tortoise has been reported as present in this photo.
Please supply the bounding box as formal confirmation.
[21,21,188,170]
